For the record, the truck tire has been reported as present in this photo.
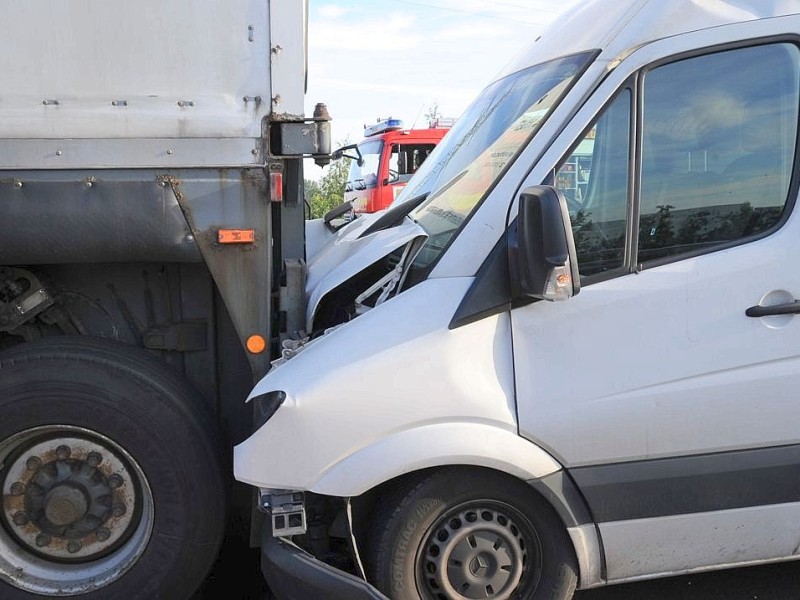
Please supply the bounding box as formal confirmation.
[367,468,578,600]
[0,336,226,599]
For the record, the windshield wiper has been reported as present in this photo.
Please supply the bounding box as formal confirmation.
[358,192,430,239]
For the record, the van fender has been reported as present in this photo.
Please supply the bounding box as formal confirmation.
[310,421,604,589]
[310,421,560,497]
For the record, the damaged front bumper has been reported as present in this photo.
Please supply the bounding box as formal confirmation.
[258,488,387,600]
[260,517,387,600]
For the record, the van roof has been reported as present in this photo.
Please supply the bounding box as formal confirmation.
[500,0,800,81]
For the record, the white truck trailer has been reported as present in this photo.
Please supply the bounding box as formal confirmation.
[234,1,800,599]
[0,1,328,597]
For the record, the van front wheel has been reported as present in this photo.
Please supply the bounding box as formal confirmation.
[368,468,578,600]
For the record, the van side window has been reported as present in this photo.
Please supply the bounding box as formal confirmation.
[639,43,799,264]
[555,90,631,278]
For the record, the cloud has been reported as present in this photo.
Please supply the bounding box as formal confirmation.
[310,12,420,51]
[318,4,348,19]
[314,77,475,104]
[389,0,561,26]
[431,21,509,41]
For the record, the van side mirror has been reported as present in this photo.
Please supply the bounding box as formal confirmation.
[509,185,580,301]
[323,200,354,232]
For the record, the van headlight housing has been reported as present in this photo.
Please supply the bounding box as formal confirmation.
[252,391,287,429]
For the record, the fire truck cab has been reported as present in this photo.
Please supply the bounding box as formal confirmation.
[344,118,452,213]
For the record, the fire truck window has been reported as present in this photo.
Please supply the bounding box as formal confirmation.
[348,140,382,189]
[391,144,437,184]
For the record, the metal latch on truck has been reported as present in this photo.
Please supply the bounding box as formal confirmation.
[270,103,332,167]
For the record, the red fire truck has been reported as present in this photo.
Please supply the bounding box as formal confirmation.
[343,118,453,213]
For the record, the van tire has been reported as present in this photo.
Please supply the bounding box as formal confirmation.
[0,336,226,599]
[367,467,578,600]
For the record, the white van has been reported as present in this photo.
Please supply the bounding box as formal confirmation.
[235,1,800,598]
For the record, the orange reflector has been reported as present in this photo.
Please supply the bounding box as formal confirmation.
[270,172,283,202]
[218,229,255,244]
[246,335,267,354]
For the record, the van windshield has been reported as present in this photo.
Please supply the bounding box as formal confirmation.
[403,52,594,269]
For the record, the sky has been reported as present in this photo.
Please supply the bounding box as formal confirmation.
[305,0,583,179]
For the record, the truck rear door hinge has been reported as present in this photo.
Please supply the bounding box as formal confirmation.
[269,103,332,167]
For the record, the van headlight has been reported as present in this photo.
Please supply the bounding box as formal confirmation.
[251,391,287,429]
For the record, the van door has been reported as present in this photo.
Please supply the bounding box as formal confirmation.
[512,40,800,580]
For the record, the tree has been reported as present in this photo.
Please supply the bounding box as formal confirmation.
[305,153,352,219]
[424,101,442,125]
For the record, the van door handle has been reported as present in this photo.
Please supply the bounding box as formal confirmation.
[746,300,800,317]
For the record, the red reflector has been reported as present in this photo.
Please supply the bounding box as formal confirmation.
[270,172,283,202]
[218,229,255,244]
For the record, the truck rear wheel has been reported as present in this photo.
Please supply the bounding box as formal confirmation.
[0,337,226,599]
[367,468,578,600]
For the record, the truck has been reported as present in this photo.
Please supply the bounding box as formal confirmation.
[233,1,800,600]
[0,1,328,598]
[342,118,453,214]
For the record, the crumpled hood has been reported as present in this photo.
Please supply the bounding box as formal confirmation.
[305,214,427,330]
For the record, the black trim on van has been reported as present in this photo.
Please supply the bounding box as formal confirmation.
[569,444,800,522]
[527,470,594,528]
[449,224,537,329]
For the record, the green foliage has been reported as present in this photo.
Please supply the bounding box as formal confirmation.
[305,154,352,220]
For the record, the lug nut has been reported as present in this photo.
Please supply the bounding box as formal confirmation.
[67,540,82,554]
[112,504,126,518]
[12,512,29,526]
[96,528,111,542]
[55,445,71,460]
[108,474,123,489]
[9,482,24,496]
[86,452,102,467]
[35,533,51,547]
[25,456,41,471]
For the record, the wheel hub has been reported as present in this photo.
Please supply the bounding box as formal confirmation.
[468,553,493,577]
[43,485,90,527]
[420,506,530,600]
[1,435,137,561]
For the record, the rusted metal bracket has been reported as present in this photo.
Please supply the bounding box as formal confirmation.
[269,103,332,167]
[0,268,54,332]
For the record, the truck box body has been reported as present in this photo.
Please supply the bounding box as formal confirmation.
[0,0,302,169]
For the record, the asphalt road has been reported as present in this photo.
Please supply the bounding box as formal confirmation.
[576,561,800,600]
[196,542,800,600]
